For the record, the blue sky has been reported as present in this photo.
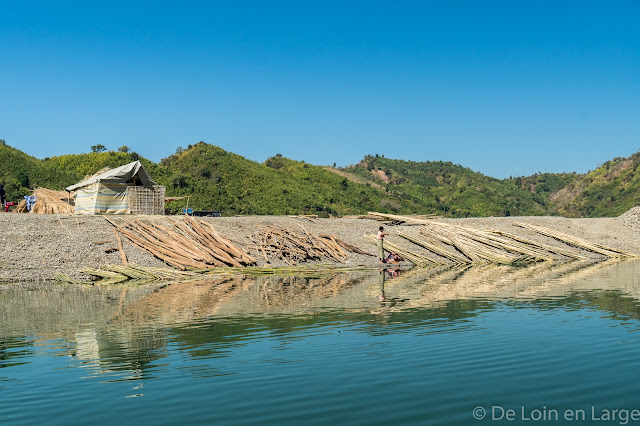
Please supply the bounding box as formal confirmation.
[1,1,638,178]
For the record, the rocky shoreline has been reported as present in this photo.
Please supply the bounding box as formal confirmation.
[2,211,640,282]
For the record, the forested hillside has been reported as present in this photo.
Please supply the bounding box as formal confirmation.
[550,153,640,217]
[2,140,639,217]
[342,155,556,217]
[0,141,154,201]
[157,143,416,215]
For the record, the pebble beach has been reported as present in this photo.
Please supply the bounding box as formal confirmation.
[2,210,640,282]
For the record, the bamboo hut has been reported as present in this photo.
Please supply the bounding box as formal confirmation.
[66,161,165,215]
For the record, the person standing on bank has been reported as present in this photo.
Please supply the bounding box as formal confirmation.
[0,183,5,209]
[377,226,388,262]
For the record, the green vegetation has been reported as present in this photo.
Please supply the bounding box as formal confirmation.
[506,172,578,196]
[2,140,640,218]
[0,143,152,201]
[552,153,640,217]
[343,155,556,217]
[158,143,417,215]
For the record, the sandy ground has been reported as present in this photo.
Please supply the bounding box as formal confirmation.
[2,211,640,282]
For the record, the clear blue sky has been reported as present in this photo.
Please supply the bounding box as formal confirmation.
[1,1,638,178]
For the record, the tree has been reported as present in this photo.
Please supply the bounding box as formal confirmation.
[91,144,106,153]
[118,145,130,153]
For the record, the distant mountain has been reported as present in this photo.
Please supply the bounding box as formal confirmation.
[2,140,639,217]
[341,155,560,217]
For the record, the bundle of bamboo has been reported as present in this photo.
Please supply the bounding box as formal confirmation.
[14,188,74,214]
[366,212,441,225]
[363,234,443,266]
[319,234,374,256]
[105,215,256,270]
[390,220,634,267]
[79,263,374,284]
[250,226,369,265]
[513,221,636,259]
[410,221,589,265]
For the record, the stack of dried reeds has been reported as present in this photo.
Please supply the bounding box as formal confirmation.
[250,226,371,265]
[14,188,74,214]
[105,215,256,270]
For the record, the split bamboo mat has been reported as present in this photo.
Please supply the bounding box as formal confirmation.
[105,215,256,270]
[250,225,374,265]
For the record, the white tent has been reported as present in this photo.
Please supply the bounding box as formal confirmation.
[66,161,165,215]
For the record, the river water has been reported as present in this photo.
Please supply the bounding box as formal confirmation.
[3,260,640,425]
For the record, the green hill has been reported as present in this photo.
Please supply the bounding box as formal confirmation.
[550,153,640,217]
[0,141,156,201]
[341,155,562,217]
[505,172,578,198]
[0,142,76,200]
[2,140,639,218]
[157,142,416,215]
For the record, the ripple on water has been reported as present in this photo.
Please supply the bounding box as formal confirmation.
[3,262,640,424]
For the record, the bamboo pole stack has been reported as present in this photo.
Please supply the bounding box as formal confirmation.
[363,234,443,267]
[366,212,441,225]
[319,234,374,256]
[416,221,583,265]
[79,263,374,285]
[250,226,370,265]
[105,216,256,270]
[364,213,634,264]
[386,219,634,267]
[513,221,636,259]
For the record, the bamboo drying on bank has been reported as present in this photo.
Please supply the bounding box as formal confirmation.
[78,263,374,285]
[419,221,590,264]
[366,212,441,225]
[319,234,374,256]
[513,221,637,259]
[365,214,635,267]
[363,234,442,267]
[250,226,371,265]
[105,215,256,270]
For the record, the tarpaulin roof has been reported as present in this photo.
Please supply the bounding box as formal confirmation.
[66,161,157,191]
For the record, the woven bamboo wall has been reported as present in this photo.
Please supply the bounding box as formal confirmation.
[126,185,166,215]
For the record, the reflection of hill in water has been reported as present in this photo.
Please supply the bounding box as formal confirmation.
[3,259,640,374]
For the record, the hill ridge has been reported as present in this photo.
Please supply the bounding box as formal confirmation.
[2,141,639,217]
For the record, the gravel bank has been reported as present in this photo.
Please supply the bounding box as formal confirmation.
[2,211,640,282]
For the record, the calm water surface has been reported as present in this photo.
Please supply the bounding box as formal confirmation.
[3,260,640,425]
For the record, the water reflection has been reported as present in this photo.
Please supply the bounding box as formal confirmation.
[2,259,640,381]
